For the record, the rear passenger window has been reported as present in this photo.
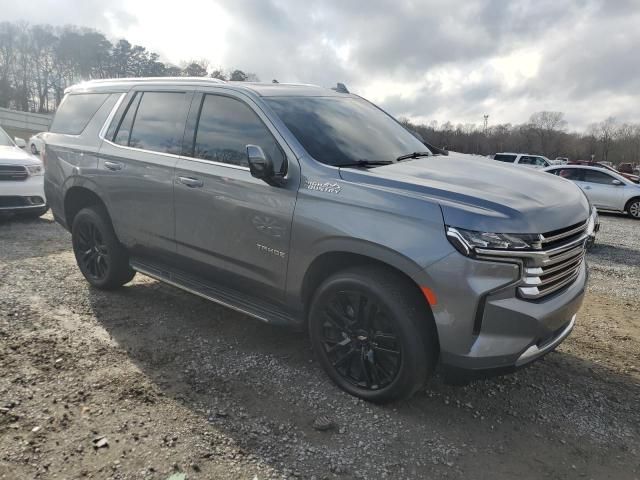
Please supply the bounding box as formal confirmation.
[50,93,110,135]
[192,94,285,171]
[494,154,516,163]
[113,91,188,155]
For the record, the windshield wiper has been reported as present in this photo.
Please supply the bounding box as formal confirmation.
[338,159,393,168]
[396,151,431,161]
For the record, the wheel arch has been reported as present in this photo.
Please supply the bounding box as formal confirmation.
[299,248,434,323]
[63,181,111,231]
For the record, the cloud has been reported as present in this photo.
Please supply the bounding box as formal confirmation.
[1,0,638,130]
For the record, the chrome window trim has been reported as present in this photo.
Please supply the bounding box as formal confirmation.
[98,92,127,141]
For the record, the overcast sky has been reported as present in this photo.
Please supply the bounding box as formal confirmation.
[2,0,638,130]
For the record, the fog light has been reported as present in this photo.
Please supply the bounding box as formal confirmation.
[28,196,44,205]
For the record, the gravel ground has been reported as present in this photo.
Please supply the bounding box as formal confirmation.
[1,212,639,480]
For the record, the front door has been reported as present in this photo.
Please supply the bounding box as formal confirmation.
[173,90,299,301]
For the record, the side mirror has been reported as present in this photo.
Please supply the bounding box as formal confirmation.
[246,145,284,186]
[612,179,623,186]
[14,137,26,149]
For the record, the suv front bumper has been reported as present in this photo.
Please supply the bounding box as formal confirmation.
[415,250,587,382]
[0,175,47,214]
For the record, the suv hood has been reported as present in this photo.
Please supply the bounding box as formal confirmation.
[340,153,590,234]
[0,146,40,166]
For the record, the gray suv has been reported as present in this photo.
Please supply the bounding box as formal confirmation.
[43,78,596,403]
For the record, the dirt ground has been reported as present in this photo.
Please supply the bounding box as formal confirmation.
[1,212,639,480]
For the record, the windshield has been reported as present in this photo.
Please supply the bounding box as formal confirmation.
[0,128,15,147]
[265,96,428,167]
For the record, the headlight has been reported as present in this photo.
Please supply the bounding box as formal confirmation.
[446,226,540,256]
[26,165,43,176]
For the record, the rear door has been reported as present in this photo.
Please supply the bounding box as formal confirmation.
[98,87,192,254]
[173,90,299,301]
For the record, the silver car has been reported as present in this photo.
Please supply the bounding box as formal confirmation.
[543,165,640,219]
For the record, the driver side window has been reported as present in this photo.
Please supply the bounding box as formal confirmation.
[192,94,285,171]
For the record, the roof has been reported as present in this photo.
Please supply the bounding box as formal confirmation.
[65,77,347,97]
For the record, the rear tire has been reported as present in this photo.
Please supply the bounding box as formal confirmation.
[308,265,438,403]
[71,205,135,289]
[626,198,640,219]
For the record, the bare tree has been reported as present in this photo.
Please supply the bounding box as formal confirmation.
[527,111,567,157]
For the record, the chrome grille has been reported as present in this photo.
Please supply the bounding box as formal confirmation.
[518,220,588,300]
[0,165,28,181]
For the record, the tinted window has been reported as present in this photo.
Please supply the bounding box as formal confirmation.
[193,94,285,170]
[113,93,142,146]
[583,170,617,185]
[265,96,428,167]
[494,154,516,163]
[124,92,187,154]
[50,93,110,135]
[556,168,583,181]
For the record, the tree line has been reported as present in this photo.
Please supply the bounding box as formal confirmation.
[0,21,258,113]
[402,112,640,166]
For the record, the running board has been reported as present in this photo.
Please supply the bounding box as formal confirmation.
[130,259,300,328]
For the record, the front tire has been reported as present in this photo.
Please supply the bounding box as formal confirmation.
[71,206,135,289]
[626,198,640,219]
[308,266,438,403]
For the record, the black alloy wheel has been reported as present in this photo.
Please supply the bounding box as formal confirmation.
[309,266,438,403]
[71,206,135,289]
[320,290,401,390]
[75,220,110,281]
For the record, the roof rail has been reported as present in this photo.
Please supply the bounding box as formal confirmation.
[75,77,227,85]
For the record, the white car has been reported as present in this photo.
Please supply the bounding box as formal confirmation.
[0,127,48,218]
[493,152,551,169]
[29,132,45,155]
[543,164,640,219]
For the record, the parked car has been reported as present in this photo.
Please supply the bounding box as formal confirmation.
[28,132,45,155]
[555,157,569,164]
[43,78,595,402]
[617,163,636,175]
[0,126,48,218]
[568,160,640,183]
[543,165,640,219]
[493,152,551,169]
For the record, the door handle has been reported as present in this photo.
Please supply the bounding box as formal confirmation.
[178,176,204,188]
[104,161,123,171]
[583,185,592,190]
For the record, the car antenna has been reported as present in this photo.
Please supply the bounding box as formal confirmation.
[332,82,349,93]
